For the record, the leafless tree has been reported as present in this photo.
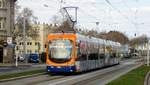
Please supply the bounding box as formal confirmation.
[129,35,148,47]
[14,7,39,39]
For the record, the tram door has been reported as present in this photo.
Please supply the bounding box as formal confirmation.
[0,47,3,63]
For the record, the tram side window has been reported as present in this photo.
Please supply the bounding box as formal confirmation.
[109,53,113,58]
[77,54,87,61]
[88,54,98,60]
[99,54,105,59]
[112,53,116,57]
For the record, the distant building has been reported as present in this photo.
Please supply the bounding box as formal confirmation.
[15,23,52,58]
[0,0,16,63]
[134,38,150,56]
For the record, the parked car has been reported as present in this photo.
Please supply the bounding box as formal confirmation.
[131,53,139,57]
[28,54,39,63]
[18,54,25,62]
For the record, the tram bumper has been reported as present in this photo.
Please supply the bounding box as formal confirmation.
[47,65,76,72]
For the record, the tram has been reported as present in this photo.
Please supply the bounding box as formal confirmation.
[46,33,121,72]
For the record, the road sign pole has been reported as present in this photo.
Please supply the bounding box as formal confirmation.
[15,55,18,67]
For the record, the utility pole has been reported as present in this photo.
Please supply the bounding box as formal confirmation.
[23,15,27,63]
[147,40,149,66]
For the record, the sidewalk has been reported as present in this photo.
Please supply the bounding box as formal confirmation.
[0,63,46,75]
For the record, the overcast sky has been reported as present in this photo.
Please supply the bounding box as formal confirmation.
[17,0,150,38]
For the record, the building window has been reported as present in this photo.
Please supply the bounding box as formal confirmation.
[0,21,1,29]
[27,50,29,53]
[30,50,32,53]
[0,0,5,8]
[35,50,38,53]
[19,42,22,45]
[0,1,2,8]
[3,20,5,28]
[19,42,24,45]
[30,42,32,45]
[27,42,30,45]
[27,50,32,54]
[0,18,5,29]
[35,42,38,45]
[27,42,32,45]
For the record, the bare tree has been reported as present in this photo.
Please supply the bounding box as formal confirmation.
[129,35,148,47]
[14,7,39,39]
[50,19,75,33]
[104,31,129,44]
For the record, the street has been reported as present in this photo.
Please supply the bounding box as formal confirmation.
[0,59,142,85]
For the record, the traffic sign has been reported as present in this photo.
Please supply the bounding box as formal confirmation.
[7,37,12,44]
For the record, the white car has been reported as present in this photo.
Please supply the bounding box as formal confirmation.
[19,56,25,62]
[132,53,139,56]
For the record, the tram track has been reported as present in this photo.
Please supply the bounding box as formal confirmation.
[72,64,142,85]
[40,63,141,85]
[27,75,65,85]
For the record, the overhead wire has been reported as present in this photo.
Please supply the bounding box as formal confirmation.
[104,0,137,28]
[122,0,134,16]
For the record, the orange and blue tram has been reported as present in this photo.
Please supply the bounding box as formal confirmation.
[46,33,121,73]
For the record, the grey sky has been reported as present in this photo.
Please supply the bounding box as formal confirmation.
[17,0,150,38]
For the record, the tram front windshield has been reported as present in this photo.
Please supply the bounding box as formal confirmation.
[48,39,73,63]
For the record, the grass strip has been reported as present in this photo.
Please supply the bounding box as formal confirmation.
[0,69,45,80]
[106,65,150,85]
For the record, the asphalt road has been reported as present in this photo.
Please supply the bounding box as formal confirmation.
[0,59,142,85]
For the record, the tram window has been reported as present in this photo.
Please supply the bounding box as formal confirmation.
[78,54,87,61]
[88,54,98,60]
[99,54,105,59]
[113,53,116,57]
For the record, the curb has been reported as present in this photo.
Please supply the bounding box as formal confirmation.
[144,70,150,85]
[0,72,47,82]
